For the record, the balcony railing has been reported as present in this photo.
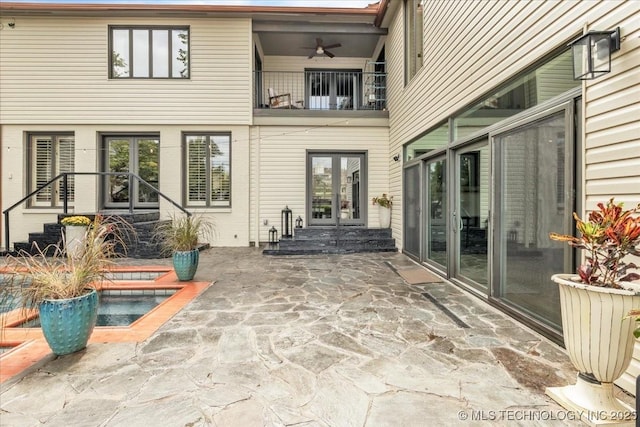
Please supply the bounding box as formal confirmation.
[254,68,387,111]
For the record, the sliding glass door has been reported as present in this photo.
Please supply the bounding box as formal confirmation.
[452,140,490,293]
[492,106,574,330]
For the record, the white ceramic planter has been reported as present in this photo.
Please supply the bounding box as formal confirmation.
[546,273,640,425]
[64,225,88,260]
[378,205,391,228]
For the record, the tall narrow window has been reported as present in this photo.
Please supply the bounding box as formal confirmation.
[28,134,75,207]
[405,0,424,83]
[185,134,231,207]
[110,26,189,79]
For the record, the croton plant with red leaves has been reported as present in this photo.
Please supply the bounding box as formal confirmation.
[549,198,640,288]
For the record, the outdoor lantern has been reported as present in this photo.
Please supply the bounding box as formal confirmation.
[281,206,293,238]
[295,216,303,229]
[569,27,620,80]
[269,226,278,244]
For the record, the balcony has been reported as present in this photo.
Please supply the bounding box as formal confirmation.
[253,66,387,118]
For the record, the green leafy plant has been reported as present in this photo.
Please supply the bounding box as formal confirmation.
[60,215,91,227]
[155,214,215,254]
[372,193,393,208]
[626,309,640,339]
[1,215,128,313]
[549,198,640,288]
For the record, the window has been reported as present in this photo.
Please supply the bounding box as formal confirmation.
[185,134,231,207]
[405,0,424,83]
[27,133,75,207]
[110,26,189,78]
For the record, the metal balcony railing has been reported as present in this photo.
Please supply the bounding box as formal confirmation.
[254,68,387,111]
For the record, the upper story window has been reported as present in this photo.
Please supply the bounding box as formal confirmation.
[109,26,189,79]
[405,0,424,84]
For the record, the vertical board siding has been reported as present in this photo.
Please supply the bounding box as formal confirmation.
[0,17,252,124]
[251,125,389,243]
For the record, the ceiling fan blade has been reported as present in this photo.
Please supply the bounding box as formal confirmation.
[308,52,316,59]
[323,43,341,50]
[324,50,335,58]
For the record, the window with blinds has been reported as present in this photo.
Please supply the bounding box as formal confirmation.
[29,134,75,207]
[185,134,231,207]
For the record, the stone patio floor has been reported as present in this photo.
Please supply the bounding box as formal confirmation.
[0,248,633,426]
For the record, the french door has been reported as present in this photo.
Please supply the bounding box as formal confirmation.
[103,136,159,209]
[307,152,366,226]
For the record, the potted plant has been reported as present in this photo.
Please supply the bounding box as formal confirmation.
[1,215,126,356]
[156,214,214,281]
[372,193,393,228]
[60,215,92,260]
[547,198,640,423]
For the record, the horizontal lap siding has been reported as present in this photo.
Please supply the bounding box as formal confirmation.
[0,17,251,125]
[252,125,389,243]
[386,0,639,393]
[386,0,638,248]
[584,7,640,210]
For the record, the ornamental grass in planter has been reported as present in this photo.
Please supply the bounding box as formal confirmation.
[155,213,215,281]
[1,215,130,355]
[546,198,640,424]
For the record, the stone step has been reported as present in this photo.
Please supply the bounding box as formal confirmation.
[11,213,177,259]
[263,245,397,255]
[264,226,397,256]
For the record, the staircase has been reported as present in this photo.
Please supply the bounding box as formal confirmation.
[263,226,397,255]
[10,212,175,259]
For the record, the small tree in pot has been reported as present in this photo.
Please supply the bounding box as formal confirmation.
[156,214,214,281]
[547,198,640,424]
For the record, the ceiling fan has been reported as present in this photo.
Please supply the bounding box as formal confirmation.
[304,38,342,59]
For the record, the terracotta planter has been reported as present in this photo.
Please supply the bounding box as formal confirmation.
[546,274,639,425]
[378,205,391,228]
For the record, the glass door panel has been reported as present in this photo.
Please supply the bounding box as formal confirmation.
[106,138,131,205]
[137,138,159,204]
[426,158,446,267]
[403,163,421,258]
[309,153,365,226]
[311,156,333,222]
[494,111,570,329]
[454,141,489,291]
[340,157,362,222]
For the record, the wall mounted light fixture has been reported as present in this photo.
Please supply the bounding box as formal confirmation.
[569,27,620,80]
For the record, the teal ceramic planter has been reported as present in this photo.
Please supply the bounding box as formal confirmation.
[173,249,199,281]
[38,289,98,356]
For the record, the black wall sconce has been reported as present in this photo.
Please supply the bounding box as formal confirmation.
[569,27,620,80]
[281,206,293,238]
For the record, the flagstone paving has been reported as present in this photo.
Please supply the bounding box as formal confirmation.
[0,248,627,426]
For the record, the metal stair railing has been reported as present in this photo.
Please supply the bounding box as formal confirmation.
[3,172,190,253]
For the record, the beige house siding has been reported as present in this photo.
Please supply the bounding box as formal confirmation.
[386,0,639,393]
[249,124,389,243]
[1,124,250,247]
[0,16,252,125]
